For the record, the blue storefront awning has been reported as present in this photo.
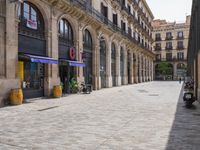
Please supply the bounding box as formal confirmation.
[60,59,85,67]
[25,54,58,64]
[68,60,85,67]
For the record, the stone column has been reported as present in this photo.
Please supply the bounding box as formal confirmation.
[146,57,149,81]
[5,2,18,80]
[123,49,128,85]
[148,58,151,81]
[116,45,121,86]
[138,53,142,83]
[151,60,154,81]
[77,25,84,82]
[144,56,147,82]
[141,54,144,82]
[106,39,112,87]
[134,52,139,83]
[129,51,134,84]
[0,2,19,106]
[94,36,100,90]
[44,12,60,97]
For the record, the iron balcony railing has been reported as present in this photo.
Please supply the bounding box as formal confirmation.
[165,46,173,50]
[122,5,130,14]
[70,0,151,51]
[154,46,161,51]
[155,37,162,41]
[177,36,184,40]
[155,58,187,62]
[165,36,173,40]
[177,46,185,50]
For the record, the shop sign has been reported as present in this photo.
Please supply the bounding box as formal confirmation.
[26,19,37,30]
[69,47,76,60]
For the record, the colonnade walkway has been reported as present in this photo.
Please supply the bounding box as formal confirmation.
[0,81,200,149]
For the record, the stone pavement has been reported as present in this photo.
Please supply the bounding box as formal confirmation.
[0,81,200,150]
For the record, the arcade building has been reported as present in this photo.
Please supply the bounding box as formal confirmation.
[0,0,155,106]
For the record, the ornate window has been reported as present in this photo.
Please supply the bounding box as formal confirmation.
[59,19,73,44]
[83,29,92,50]
[18,2,44,31]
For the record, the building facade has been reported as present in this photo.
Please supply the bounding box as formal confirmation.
[188,0,200,101]
[152,16,190,80]
[0,0,154,106]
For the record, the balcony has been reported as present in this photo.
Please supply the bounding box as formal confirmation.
[155,58,187,62]
[154,46,161,51]
[165,46,173,50]
[166,58,173,61]
[155,37,162,41]
[165,36,173,40]
[177,46,185,50]
[121,5,130,15]
[177,36,184,40]
[70,0,151,51]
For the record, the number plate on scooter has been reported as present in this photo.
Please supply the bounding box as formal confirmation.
[185,95,191,99]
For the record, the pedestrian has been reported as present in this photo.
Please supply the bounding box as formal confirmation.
[179,77,181,84]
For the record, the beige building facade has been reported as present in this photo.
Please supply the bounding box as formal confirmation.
[0,0,154,106]
[152,16,190,80]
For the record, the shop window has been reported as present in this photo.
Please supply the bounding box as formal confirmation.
[18,2,44,33]
[21,62,44,90]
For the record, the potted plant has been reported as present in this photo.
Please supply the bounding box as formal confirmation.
[69,78,78,93]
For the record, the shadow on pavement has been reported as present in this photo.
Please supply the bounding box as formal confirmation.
[165,87,200,150]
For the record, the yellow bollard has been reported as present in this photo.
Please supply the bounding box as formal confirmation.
[53,85,62,98]
[9,88,23,105]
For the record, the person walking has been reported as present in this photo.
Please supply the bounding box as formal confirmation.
[179,77,182,84]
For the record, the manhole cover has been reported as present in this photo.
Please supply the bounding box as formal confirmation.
[38,106,59,111]
[138,89,148,93]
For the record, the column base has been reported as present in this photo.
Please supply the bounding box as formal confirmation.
[106,76,112,88]
[116,76,121,86]
[123,76,128,85]
[0,79,20,107]
[44,77,60,97]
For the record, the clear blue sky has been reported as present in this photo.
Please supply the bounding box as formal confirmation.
[146,0,192,22]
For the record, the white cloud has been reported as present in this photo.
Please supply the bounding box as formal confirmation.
[146,0,192,22]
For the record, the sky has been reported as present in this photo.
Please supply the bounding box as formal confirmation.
[146,0,192,22]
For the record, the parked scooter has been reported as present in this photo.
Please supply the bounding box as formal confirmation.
[183,80,195,108]
[78,82,92,94]
[183,90,195,108]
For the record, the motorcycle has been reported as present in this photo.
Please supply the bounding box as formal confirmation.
[183,80,195,108]
[183,91,195,108]
[78,82,92,94]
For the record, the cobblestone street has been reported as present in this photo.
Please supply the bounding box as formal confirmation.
[0,81,200,150]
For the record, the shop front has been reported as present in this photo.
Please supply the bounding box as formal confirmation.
[83,29,93,85]
[18,55,58,99]
[58,18,85,94]
[18,1,58,99]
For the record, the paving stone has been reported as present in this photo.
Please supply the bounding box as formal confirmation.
[0,81,200,150]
